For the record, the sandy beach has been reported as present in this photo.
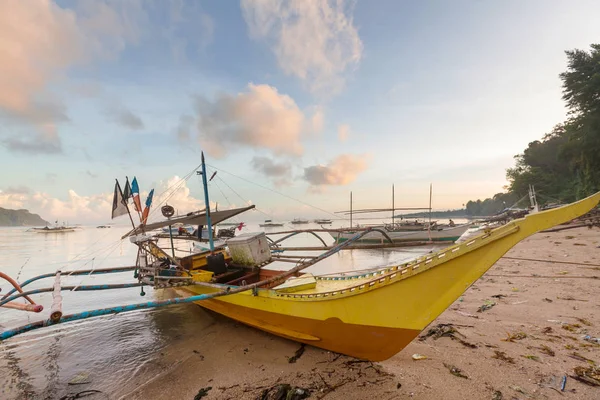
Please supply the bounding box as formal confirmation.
[98,226,600,399]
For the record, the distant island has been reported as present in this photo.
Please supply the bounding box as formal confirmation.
[0,207,48,226]
[395,209,467,219]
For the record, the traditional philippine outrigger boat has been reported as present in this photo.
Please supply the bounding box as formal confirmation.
[2,154,599,362]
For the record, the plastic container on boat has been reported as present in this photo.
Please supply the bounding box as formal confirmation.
[227,232,271,266]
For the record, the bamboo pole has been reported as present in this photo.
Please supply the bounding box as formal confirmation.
[50,271,63,322]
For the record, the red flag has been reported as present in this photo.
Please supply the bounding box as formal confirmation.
[141,206,150,225]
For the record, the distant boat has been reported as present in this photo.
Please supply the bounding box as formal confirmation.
[314,219,332,224]
[162,225,197,235]
[259,219,284,227]
[219,222,242,226]
[31,226,76,233]
[96,225,111,229]
[291,218,309,224]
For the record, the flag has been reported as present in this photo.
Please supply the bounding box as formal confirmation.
[131,177,142,212]
[111,180,128,219]
[123,177,132,201]
[145,189,154,208]
[141,189,154,225]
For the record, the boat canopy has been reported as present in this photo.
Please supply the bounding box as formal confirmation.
[122,205,255,238]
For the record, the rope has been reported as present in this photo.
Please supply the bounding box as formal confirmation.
[207,163,341,220]
[486,274,598,279]
[501,256,600,268]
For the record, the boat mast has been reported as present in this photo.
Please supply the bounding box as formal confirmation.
[427,183,432,242]
[200,152,215,252]
[391,184,395,225]
[528,184,539,213]
[350,191,353,229]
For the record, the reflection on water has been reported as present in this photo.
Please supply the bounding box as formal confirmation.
[0,220,446,399]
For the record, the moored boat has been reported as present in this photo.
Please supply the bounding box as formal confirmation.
[3,154,599,363]
[333,223,471,244]
[291,218,309,224]
[259,219,284,227]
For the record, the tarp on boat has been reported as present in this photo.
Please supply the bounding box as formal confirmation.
[122,205,255,238]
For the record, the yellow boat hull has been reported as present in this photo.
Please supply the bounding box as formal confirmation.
[179,192,600,361]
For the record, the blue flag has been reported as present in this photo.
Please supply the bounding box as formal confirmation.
[145,189,154,208]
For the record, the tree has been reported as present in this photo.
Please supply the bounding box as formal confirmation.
[560,44,600,196]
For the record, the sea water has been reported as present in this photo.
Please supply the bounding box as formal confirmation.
[0,220,455,399]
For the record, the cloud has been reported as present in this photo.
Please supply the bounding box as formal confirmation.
[241,0,363,95]
[0,0,148,153]
[3,124,63,154]
[0,175,206,224]
[107,106,145,130]
[193,83,306,157]
[1,186,31,195]
[153,176,204,216]
[337,124,349,142]
[251,156,292,186]
[303,153,369,188]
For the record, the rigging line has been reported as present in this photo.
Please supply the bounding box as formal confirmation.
[72,240,125,290]
[145,164,201,220]
[206,167,275,220]
[15,258,31,282]
[207,163,341,219]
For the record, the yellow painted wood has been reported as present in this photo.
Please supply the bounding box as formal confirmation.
[273,273,317,293]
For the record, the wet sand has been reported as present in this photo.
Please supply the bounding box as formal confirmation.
[112,227,600,400]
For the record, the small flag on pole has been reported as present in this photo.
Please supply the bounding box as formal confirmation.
[131,177,142,212]
[123,177,132,201]
[111,180,128,219]
[141,189,154,225]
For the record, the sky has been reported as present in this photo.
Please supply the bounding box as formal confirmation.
[1,0,599,224]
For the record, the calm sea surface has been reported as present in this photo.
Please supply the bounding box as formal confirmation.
[0,220,459,399]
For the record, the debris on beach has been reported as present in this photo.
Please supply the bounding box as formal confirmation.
[502,331,527,342]
[443,363,468,379]
[509,385,528,395]
[288,344,306,364]
[68,372,91,385]
[477,300,496,313]
[576,317,593,326]
[491,350,515,364]
[568,352,596,365]
[456,310,479,319]
[584,335,600,344]
[419,323,477,348]
[572,365,600,386]
[537,344,556,356]
[491,390,503,400]
[258,384,310,400]
[543,298,553,303]
[542,326,554,334]
[412,354,427,361]
[491,294,506,299]
[521,354,541,362]
[562,323,581,332]
[194,386,212,399]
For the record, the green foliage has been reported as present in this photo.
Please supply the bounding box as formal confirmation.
[465,192,519,216]
[505,44,600,202]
